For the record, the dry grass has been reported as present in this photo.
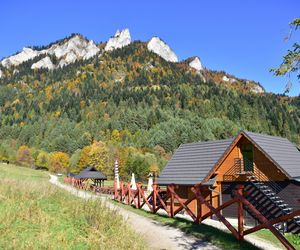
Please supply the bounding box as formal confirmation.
[0,164,146,250]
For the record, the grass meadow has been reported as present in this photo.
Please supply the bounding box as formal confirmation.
[0,163,146,250]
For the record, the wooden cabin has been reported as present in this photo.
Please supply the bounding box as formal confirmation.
[158,131,300,233]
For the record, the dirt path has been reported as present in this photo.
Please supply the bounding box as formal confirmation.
[49,175,219,250]
[49,175,281,250]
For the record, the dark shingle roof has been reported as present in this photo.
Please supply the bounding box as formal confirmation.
[158,131,300,185]
[243,131,300,178]
[75,166,107,180]
[157,139,234,185]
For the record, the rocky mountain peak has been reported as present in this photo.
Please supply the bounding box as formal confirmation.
[222,75,236,83]
[1,47,39,68]
[31,56,54,70]
[250,84,264,94]
[189,56,203,71]
[1,34,100,70]
[147,37,178,62]
[104,28,131,51]
[47,35,100,65]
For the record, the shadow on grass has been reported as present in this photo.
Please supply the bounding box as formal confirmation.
[112,201,262,250]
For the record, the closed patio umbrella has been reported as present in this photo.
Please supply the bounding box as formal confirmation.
[130,173,137,190]
[147,173,153,193]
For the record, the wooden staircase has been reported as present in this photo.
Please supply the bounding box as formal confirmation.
[223,158,300,233]
[244,175,300,234]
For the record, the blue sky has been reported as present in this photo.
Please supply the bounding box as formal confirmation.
[1,1,299,96]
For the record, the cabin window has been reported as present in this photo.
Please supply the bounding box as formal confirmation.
[242,144,254,172]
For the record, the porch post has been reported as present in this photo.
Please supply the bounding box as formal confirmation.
[170,184,175,218]
[195,185,202,224]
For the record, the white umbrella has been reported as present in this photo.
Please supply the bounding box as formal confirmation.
[114,159,120,189]
[130,173,137,190]
[147,174,153,193]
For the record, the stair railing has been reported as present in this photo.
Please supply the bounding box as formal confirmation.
[252,167,283,193]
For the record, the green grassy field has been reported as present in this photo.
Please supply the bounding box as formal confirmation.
[0,164,146,250]
[255,229,300,249]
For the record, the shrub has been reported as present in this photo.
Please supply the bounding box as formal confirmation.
[16,145,33,167]
[35,151,50,170]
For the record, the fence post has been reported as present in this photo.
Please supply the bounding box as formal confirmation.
[137,183,141,208]
[153,183,157,213]
[114,179,117,200]
[120,181,124,202]
[236,185,244,241]
[128,183,131,205]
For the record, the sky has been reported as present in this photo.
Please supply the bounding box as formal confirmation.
[1,1,299,96]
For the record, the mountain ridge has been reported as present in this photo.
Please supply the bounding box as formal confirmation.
[0,28,266,95]
[0,31,299,168]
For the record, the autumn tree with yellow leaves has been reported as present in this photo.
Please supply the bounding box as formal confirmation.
[49,152,70,173]
[76,141,110,175]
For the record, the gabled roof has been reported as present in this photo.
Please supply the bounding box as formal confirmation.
[75,166,107,180]
[158,131,300,185]
[157,139,234,185]
[82,166,96,172]
[243,131,300,178]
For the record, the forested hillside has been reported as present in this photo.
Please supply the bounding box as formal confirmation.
[0,38,299,180]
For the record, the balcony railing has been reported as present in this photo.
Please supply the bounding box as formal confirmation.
[223,158,283,192]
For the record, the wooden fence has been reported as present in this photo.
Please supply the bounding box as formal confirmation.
[113,182,300,250]
[64,177,115,194]
[64,177,300,250]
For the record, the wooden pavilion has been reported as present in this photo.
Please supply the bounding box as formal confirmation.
[75,166,107,187]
